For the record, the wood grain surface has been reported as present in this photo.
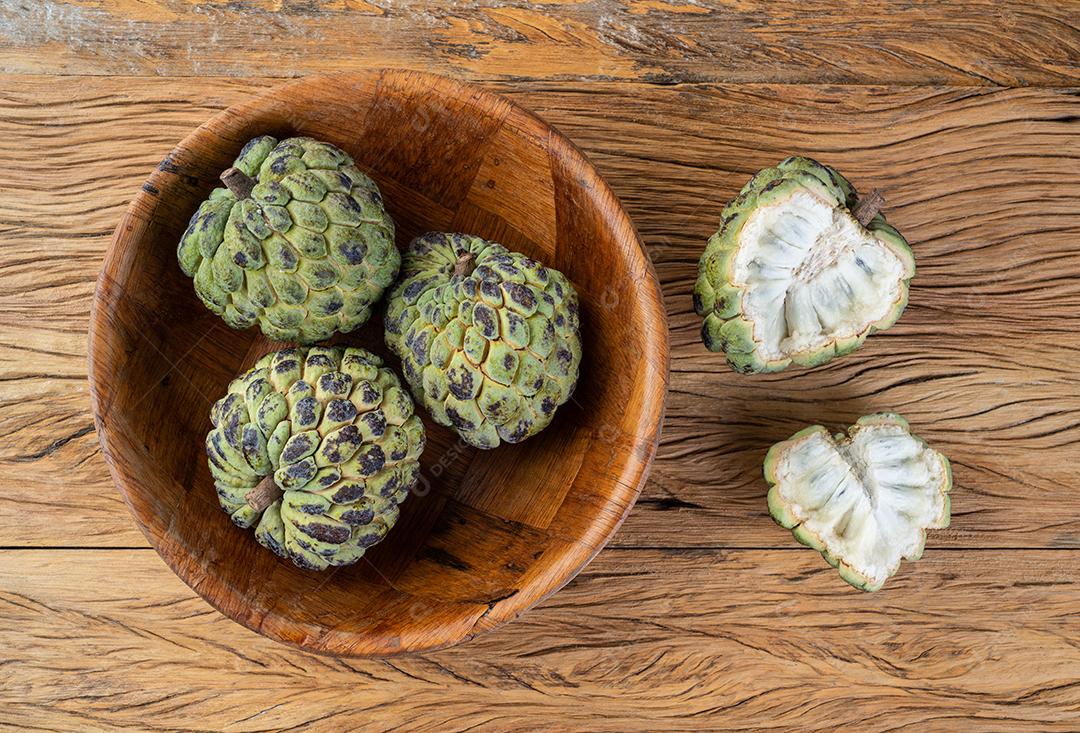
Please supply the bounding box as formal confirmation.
[2,1,1079,85]
[2,0,1080,728]
[4,77,1080,550]
[4,549,1080,731]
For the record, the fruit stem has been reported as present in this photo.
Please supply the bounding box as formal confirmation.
[220,167,256,200]
[453,251,477,277]
[245,474,283,512]
[853,189,885,227]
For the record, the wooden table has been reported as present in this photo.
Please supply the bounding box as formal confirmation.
[3,2,1079,730]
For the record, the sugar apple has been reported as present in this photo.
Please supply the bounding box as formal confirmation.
[206,346,426,571]
[177,135,399,344]
[765,413,951,591]
[384,232,581,449]
[693,157,915,373]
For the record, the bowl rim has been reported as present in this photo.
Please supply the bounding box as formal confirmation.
[88,69,670,656]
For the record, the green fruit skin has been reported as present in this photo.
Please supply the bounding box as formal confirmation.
[384,232,582,450]
[207,346,426,571]
[764,414,951,592]
[692,156,915,373]
[177,135,400,345]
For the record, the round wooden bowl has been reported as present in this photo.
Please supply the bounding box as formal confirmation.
[88,71,668,656]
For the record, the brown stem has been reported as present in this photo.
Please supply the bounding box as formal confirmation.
[453,251,477,277]
[245,474,283,512]
[852,189,885,227]
[220,167,256,200]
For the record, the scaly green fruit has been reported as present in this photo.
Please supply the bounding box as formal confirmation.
[384,232,581,449]
[177,135,399,344]
[206,346,425,571]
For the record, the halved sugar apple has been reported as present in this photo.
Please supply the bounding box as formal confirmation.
[765,414,951,591]
[694,157,915,372]
[177,135,399,344]
[206,346,425,571]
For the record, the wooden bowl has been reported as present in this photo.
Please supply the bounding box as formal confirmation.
[88,70,668,656]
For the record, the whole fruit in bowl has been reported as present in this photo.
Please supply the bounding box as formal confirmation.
[207,345,425,570]
[384,232,582,449]
[177,135,399,344]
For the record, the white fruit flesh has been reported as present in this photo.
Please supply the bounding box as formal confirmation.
[771,421,949,589]
[734,190,907,361]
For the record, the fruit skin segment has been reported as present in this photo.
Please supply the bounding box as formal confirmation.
[764,414,952,592]
[384,232,582,449]
[206,346,426,571]
[693,157,915,373]
[177,135,400,344]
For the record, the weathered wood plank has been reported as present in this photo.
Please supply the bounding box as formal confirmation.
[2,77,1079,549]
[0,1,1078,85]
[2,549,1079,731]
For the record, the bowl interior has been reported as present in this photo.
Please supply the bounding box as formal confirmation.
[89,70,667,656]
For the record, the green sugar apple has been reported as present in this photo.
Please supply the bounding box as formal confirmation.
[384,233,582,449]
[206,346,425,571]
[177,135,399,344]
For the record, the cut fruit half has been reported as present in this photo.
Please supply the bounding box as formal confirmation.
[765,414,951,591]
[694,157,914,372]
